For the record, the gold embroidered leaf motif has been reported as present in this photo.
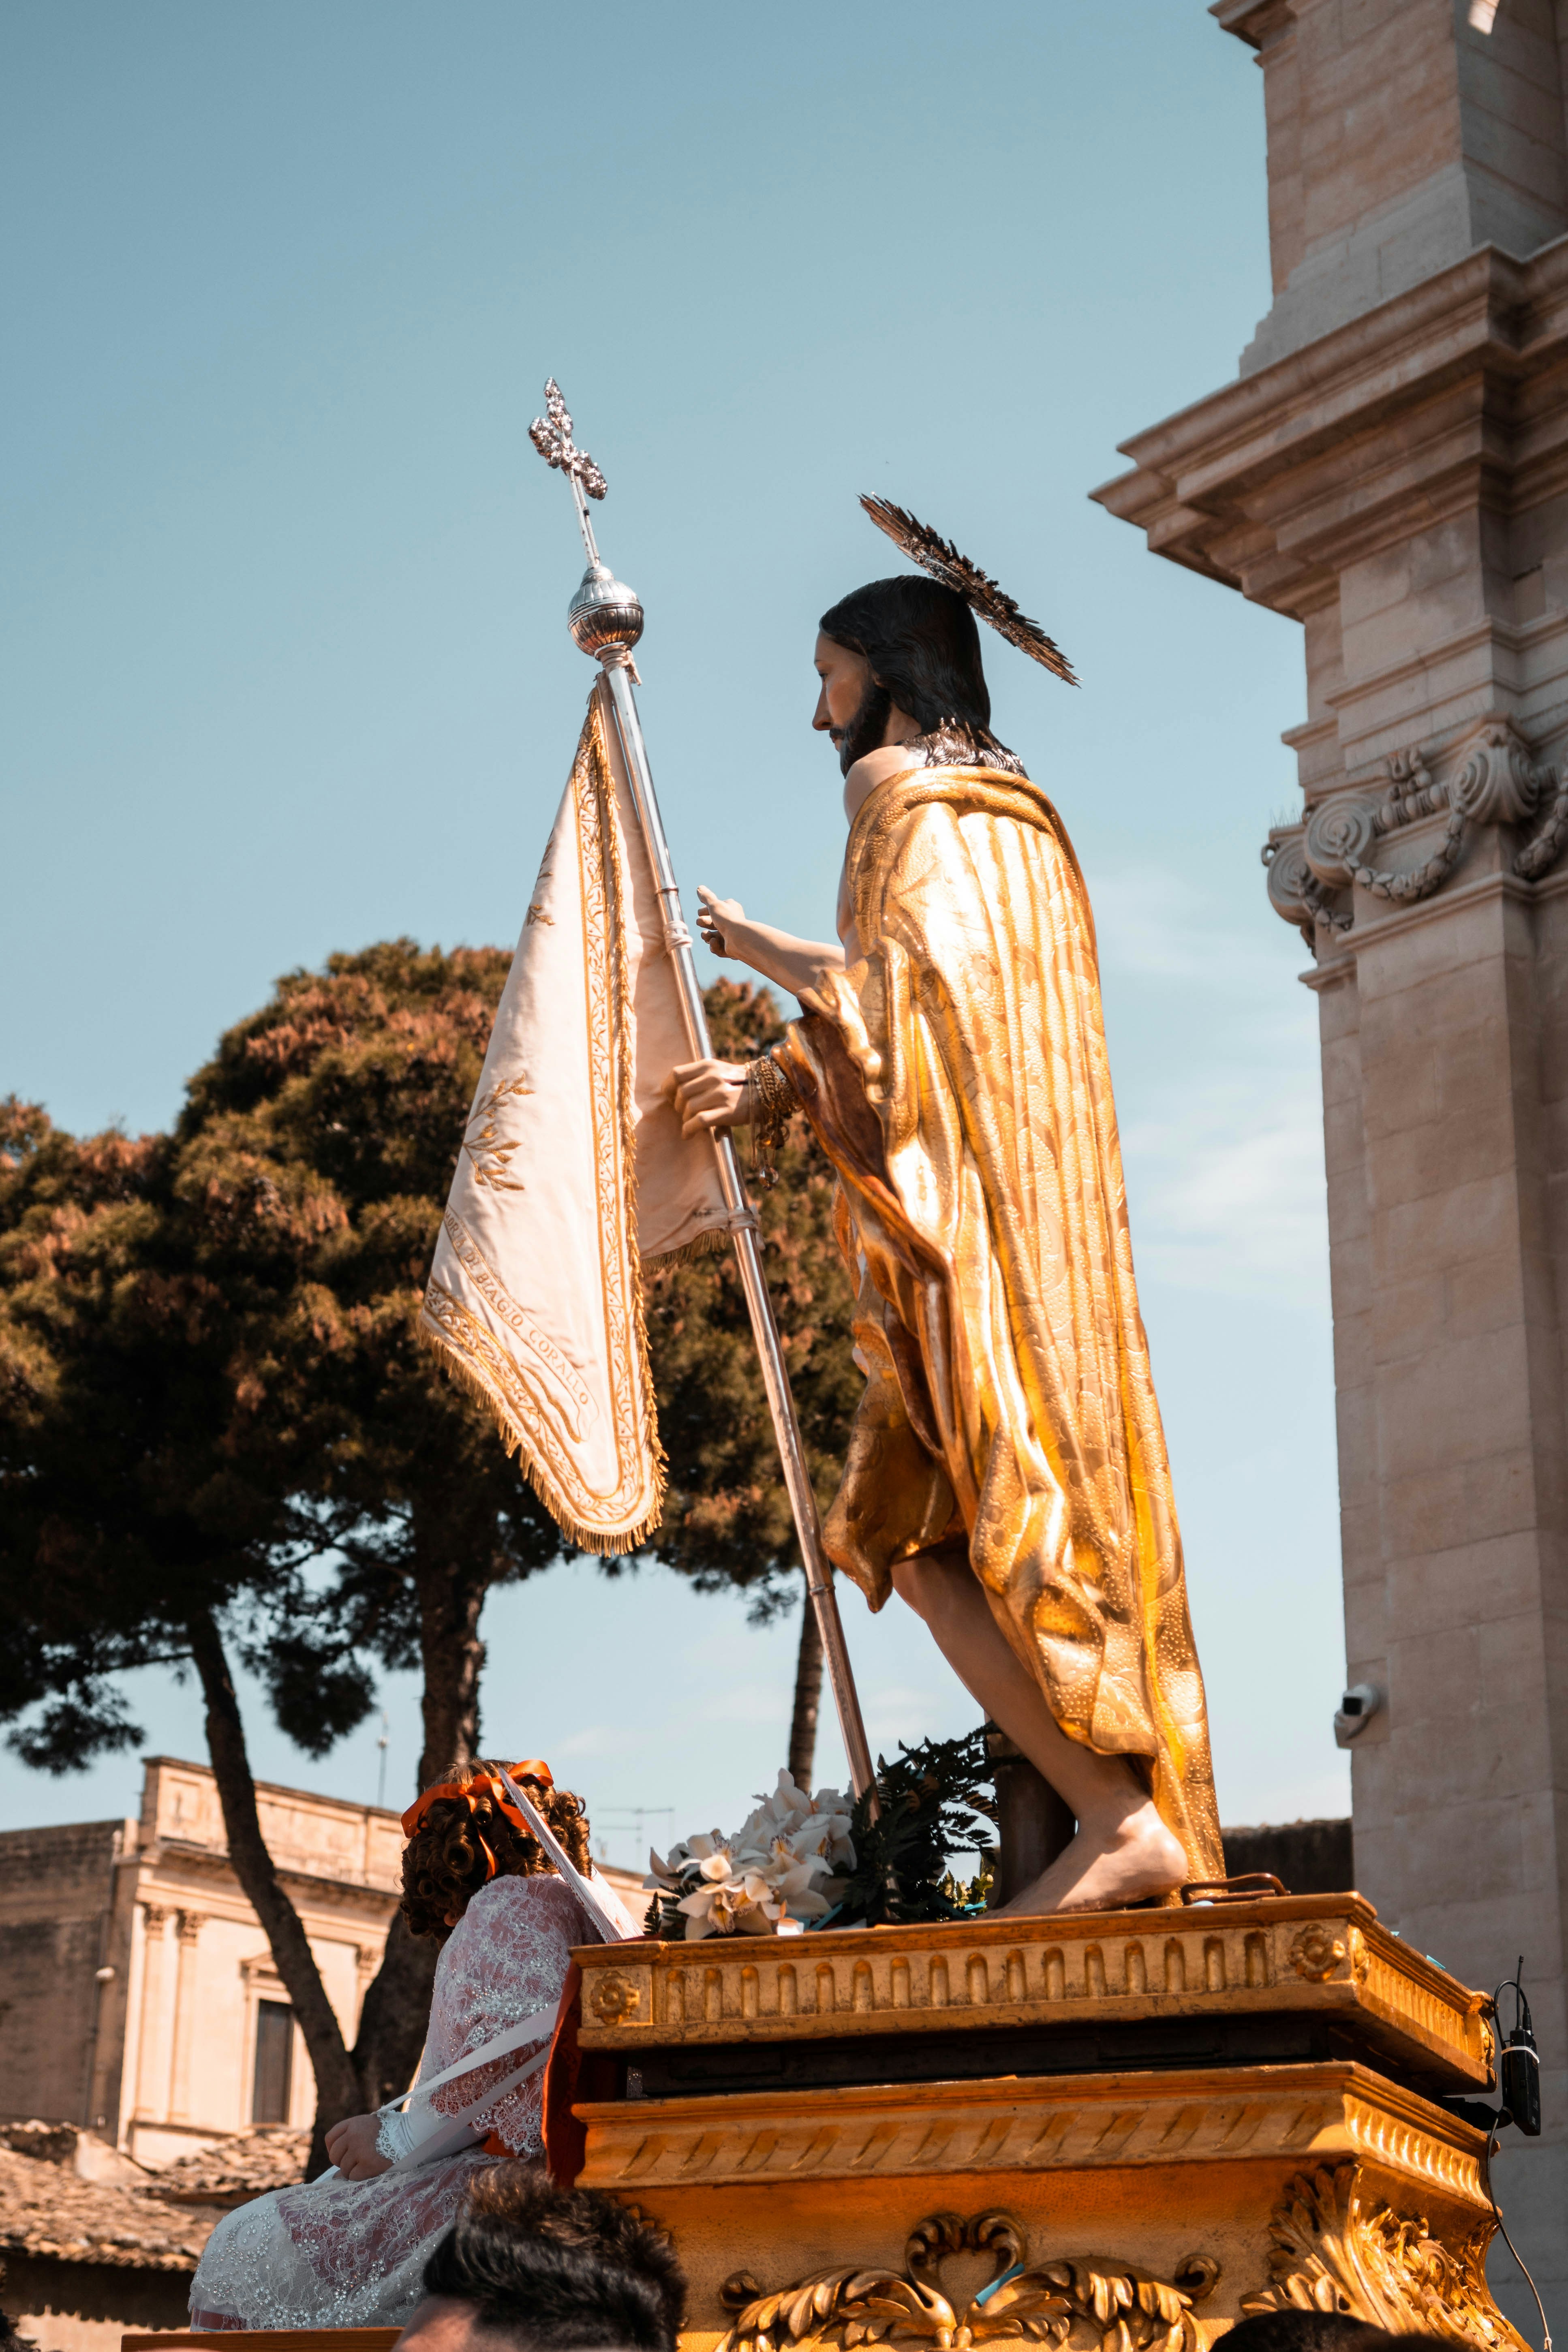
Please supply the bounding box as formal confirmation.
[462,1076,535,1191]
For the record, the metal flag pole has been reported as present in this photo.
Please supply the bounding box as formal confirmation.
[528,380,878,1809]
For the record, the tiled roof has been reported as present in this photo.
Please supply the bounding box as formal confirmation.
[0,2147,220,2274]
[143,2132,309,2210]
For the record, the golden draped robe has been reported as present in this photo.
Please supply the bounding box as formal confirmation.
[776,763,1224,1883]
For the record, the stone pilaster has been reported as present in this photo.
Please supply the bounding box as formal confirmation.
[1095,0,1568,2319]
[167,1909,205,2123]
[131,1903,171,2122]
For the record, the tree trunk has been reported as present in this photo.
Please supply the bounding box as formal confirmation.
[186,1610,361,2158]
[788,1575,824,1790]
[351,1906,438,2113]
[291,1513,495,2173]
[412,1512,490,1787]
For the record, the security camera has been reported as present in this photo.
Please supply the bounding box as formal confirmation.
[1334,1682,1384,1747]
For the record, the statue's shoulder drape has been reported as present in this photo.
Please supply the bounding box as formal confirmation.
[778,765,1223,1883]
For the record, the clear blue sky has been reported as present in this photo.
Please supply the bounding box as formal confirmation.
[1,1,1348,1867]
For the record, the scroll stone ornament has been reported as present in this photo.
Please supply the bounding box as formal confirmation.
[1239,2164,1526,2349]
[1262,830,1331,942]
[717,2211,1219,2352]
[1303,800,1379,888]
[1265,721,1568,940]
[1448,721,1543,825]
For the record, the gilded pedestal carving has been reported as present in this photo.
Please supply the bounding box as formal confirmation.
[571,1899,1525,2346]
[1242,2163,1508,2347]
[716,2211,1219,2352]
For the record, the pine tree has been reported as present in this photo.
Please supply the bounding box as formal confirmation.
[1,954,861,2157]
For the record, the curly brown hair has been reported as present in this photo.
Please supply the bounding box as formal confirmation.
[400,1762,593,1942]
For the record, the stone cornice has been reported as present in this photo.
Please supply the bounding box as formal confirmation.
[1091,238,1568,615]
[1210,0,1294,48]
[138,1837,399,1915]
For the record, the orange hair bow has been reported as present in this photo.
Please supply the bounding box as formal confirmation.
[400,1759,555,1863]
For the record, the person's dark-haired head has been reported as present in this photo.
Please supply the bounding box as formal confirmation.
[1217,2314,1434,2352]
[397,2165,684,2352]
[817,575,1022,777]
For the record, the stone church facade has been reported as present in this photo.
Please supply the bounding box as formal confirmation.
[0,1758,402,2161]
[1097,0,1568,2321]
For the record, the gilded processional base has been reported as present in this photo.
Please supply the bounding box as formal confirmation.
[570,1894,1526,2349]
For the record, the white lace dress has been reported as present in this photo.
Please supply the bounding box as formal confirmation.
[188,1875,589,2329]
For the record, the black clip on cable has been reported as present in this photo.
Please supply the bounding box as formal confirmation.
[1439,1963,1549,2351]
[1498,1959,1542,2138]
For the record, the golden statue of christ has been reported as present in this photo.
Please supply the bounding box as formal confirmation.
[672,511,1224,1916]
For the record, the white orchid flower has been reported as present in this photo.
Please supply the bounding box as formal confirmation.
[656,1772,861,1937]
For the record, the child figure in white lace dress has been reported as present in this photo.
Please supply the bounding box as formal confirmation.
[189,1760,610,2331]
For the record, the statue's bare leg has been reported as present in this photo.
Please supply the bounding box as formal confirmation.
[890,1550,1186,1915]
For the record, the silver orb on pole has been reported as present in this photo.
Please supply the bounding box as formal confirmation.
[528,378,644,665]
[568,560,644,661]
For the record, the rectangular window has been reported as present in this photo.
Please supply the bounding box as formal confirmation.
[252,1999,294,2124]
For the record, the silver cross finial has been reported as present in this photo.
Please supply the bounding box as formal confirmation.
[528,379,606,500]
[529,379,607,564]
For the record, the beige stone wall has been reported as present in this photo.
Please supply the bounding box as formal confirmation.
[0,1821,128,2131]
[1220,0,1568,371]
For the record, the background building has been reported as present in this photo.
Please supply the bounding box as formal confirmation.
[0,1755,644,2163]
[1097,0,1568,2322]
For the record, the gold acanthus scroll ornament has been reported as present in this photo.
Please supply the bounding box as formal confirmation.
[717,2211,1219,2352]
[1240,2164,1527,2349]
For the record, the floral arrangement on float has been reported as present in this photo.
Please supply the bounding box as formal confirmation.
[643,1730,998,1940]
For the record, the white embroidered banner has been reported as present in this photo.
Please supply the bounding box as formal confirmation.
[421,679,733,1552]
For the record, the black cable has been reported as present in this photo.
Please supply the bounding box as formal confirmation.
[1481,2114,1551,2352]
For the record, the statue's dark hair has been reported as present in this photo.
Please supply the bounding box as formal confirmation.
[819,575,1023,774]
[423,2164,685,2352]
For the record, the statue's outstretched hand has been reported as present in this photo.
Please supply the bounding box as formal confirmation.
[670,1057,750,1137]
[696,887,746,960]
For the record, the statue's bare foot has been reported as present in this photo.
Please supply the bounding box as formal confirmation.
[992,1800,1185,1917]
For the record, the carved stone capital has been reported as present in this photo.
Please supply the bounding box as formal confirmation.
[141,1904,171,1931]
[1263,738,1467,934]
[175,1910,206,1943]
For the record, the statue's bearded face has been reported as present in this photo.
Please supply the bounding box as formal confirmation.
[813,632,892,779]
